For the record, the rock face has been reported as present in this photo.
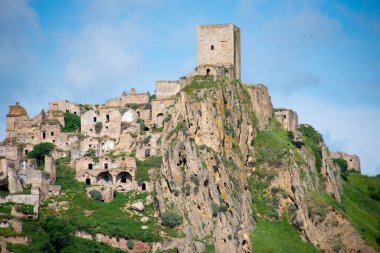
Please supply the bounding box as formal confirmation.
[155,79,255,253]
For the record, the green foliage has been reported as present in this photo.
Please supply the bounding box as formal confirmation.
[250,217,320,253]
[27,142,55,166]
[224,123,235,136]
[136,156,162,182]
[61,112,81,133]
[161,211,182,228]
[299,125,323,172]
[143,136,151,144]
[183,76,219,94]
[183,184,191,196]
[169,122,188,138]
[89,190,102,201]
[340,173,380,248]
[333,158,348,180]
[127,239,134,249]
[15,203,34,214]
[40,160,168,242]
[254,127,292,167]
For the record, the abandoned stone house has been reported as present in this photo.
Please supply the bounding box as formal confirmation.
[331,152,361,172]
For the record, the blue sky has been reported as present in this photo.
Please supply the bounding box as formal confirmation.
[0,0,379,175]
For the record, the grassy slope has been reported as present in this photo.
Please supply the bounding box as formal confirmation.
[5,159,181,252]
[339,173,380,248]
[251,217,320,253]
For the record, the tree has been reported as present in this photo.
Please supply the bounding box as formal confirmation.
[62,112,81,133]
[27,143,55,166]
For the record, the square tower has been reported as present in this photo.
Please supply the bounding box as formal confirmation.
[197,24,241,79]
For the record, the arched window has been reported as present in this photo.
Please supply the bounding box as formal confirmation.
[211,45,214,50]
[206,68,211,75]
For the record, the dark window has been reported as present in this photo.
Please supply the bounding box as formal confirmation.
[137,111,140,118]
[42,131,46,139]
[106,115,110,123]
[74,112,77,115]
[121,176,127,183]
[24,150,28,155]
[86,178,91,185]
[211,45,214,50]
[51,132,54,136]
[206,68,211,75]
[104,163,109,169]
[142,183,146,191]
[66,110,69,113]
[93,117,97,122]
[88,163,93,170]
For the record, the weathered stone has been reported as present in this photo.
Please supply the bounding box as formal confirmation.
[131,201,144,212]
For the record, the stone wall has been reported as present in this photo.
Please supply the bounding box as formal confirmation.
[81,108,121,139]
[75,231,150,252]
[331,152,361,172]
[197,24,241,79]
[0,194,39,206]
[155,80,181,99]
[49,100,80,115]
[246,84,273,130]
[151,99,175,128]
[274,109,298,132]
[44,156,56,183]
[105,89,150,107]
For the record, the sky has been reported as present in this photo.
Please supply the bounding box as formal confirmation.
[0,0,379,175]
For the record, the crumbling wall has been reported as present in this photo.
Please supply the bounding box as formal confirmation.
[274,109,298,132]
[44,156,56,183]
[156,80,181,99]
[105,89,150,107]
[151,99,175,128]
[81,109,121,139]
[246,84,273,130]
[331,152,361,172]
[49,100,80,115]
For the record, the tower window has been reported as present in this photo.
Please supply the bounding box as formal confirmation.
[211,45,214,50]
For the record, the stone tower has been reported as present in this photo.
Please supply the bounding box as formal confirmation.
[197,24,241,79]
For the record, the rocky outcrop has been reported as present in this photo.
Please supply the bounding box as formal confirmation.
[155,79,255,253]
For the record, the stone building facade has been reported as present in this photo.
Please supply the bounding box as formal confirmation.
[331,152,361,172]
[197,24,241,79]
[274,109,298,132]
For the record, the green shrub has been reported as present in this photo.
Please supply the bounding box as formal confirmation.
[27,143,55,166]
[218,204,228,213]
[16,204,34,214]
[211,204,218,217]
[143,136,151,145]
[128,239,134,249]
[62,112,81,133]
[183,76,219,94]
[190,174,200,186]
[184,184,191,196]
[136,156,162,182]
[271,187,280,194]
[299,125,323,172]
[89,190,102,201]
[334,158,349,180]
[254,128,291,167]
[161,211,182,228]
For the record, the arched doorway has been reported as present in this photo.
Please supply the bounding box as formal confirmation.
[85,178,91,185]
[116,172,132,184]
[141,182,146,191]
[96,172,113,185]
[206,68,211,75]
[157,113,164,128]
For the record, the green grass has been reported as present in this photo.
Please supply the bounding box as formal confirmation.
[7,236,124,253]
[339,173,380,248]
[183,76,219,94]
[298,125,323,172]
[38,160,176,242]
[254,121,293,167]
[136,155,162,183]
[251,217,320,253]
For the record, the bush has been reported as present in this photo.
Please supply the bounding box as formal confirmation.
[62,112,81,132]
[218,204,228,213]
[271,187,280,194]
[299,125,323,172]
[127,239,134,249]
[183,184,191,196]
[27,143,56,166]
[190,174,200,186]
[89,190,102,201]
[267,209,279,220]
[334,158,348,180]
[161,211,182,228]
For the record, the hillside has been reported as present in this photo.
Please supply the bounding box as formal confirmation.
[0,23,379,253]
